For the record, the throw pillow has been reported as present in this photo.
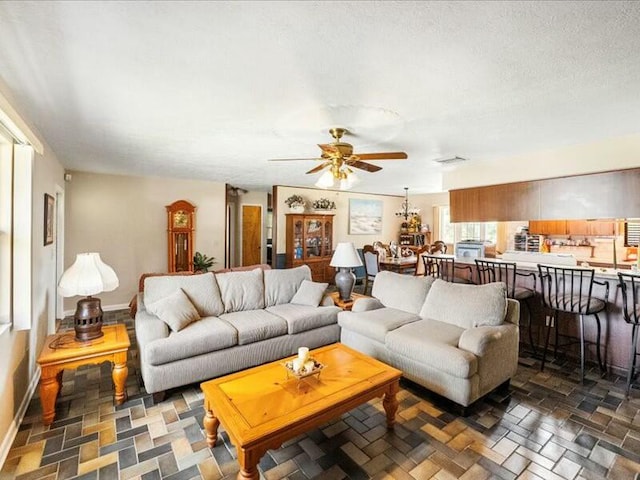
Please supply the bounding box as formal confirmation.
[146,288,200,332]
[290,280,329,307]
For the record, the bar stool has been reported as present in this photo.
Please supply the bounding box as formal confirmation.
[617,272,640,396]
[422,254,473,283]
[475,259,538,355]
[537,264,609,382]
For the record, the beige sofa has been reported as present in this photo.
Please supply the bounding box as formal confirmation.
[338,271,519,408]
[135,265,341,400]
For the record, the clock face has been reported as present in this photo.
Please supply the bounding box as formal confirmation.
[173,211,189,228]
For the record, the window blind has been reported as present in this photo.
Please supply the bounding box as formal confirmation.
[625,222,640,247]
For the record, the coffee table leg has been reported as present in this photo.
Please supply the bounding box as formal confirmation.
[203,410,220,447]
[112,360,128,405]
[40,369,61,426]
[383,380,400,428]
[237,448,260,480]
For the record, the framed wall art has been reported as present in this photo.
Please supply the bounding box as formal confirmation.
[44,193,54,245]
[349,199,383,235]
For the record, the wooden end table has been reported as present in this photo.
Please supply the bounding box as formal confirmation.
[329,291,369,311]
[201,343,401,480]
[37,323,130,425]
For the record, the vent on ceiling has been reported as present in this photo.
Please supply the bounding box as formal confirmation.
[433,156,469,165]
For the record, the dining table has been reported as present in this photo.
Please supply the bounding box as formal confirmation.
[379,255,418,274]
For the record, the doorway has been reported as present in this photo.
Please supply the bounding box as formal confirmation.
[242,205,262,266]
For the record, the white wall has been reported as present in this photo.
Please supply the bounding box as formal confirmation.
[0,81,65,466]
[275,186,403,253]
[443,132,640,191]
[64,172,226,309]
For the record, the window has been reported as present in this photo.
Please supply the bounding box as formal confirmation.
[625,221,640,247]
[0,122,33,331]
[437,206,498,244]
[0,126,12,326]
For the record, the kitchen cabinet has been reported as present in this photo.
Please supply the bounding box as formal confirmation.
[566,220,615,236]
[528,220,567,235]
[285,214,334,282]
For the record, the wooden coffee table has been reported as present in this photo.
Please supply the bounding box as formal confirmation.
[201,343,401,480]
[37,324,130,425]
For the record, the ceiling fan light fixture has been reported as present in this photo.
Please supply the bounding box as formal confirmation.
[315,170,334,189]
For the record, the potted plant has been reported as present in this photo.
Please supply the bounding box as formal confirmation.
[312,198,336,212]
[285,194,305,213]
[193,251,216,273]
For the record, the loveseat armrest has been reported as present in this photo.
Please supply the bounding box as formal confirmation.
[352,297,384,313]
[458,324,518,357]
[504,298,520,326]
[135,293,170,348]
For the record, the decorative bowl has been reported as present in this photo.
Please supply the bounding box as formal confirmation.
[282,358,325,379]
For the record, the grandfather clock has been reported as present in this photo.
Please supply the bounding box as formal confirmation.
[166,200,196,272]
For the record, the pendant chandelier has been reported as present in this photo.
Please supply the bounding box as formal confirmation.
[395,187,420,220]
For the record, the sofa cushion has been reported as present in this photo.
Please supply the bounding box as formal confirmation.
[386,319,477,379]
[145,317,237,366]
[372,272,435,315]
[264,265,312,306]
[338,307,421,343]
[219,309,287,345]
[420,279,507,329]
[144,272,224,317]
[290,280,328,307]
[266,304,340,334]
[146,288,200,332]
[216,268,265,313]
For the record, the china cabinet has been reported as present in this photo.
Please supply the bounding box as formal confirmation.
[285,214,334,282]
[166,200,196,272]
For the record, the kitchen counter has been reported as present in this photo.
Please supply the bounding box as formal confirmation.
[452,254,639,371]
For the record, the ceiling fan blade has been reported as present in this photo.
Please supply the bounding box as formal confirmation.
[268,157,324,162]
[318,143,341,156]
[306,162,332,174]
[347,160,382,173]
[355,152,408,160]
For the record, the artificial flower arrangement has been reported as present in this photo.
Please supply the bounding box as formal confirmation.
[285,194,305,209]
[312,198,336,210]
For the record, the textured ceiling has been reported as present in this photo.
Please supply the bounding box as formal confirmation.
[1,1,639,194]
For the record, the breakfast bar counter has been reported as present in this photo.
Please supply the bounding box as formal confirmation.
[454,254,637,373]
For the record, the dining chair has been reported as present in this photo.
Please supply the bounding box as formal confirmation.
[537,264,609,382]
[617,272,640,396]
[429,241,448,255]
[413,245,430,276]
[422,254,473,283]
[362,245,380,295]
[475,259,538,355]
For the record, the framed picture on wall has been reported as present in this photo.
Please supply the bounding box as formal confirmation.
[44,193,54,245]
[349,199,383,234]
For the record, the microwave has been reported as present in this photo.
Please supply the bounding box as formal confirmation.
[455,241,485,259]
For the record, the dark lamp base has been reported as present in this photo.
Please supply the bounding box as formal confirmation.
[335,268,356,302]
[74,296,104,342]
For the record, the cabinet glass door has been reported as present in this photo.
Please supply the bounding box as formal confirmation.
[305,218,322,259]
[324,220,333,256]
[293,219,304,260]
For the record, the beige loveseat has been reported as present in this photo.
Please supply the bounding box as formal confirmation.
[338,271,519,408]
[135,265,340,400]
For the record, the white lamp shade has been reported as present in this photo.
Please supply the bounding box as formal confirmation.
[58,253,119,297]
[315,170,334,189]
[330,242,363,268]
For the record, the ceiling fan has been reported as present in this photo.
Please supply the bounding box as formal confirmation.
[268,127,407,187]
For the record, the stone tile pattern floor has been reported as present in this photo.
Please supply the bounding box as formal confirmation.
[3,309,640,479]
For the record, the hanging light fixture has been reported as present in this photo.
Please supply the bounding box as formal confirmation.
[395,187,419,221]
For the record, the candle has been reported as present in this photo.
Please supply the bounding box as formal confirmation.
[292,358,303,373]
[298,347,309,363]
[304,360,315,373]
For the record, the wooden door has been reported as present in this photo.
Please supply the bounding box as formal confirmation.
[242,205,262,266]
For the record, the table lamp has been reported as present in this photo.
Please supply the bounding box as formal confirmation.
[58,253,119,342]
[330,242,363,302]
